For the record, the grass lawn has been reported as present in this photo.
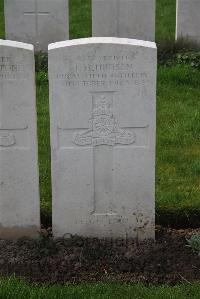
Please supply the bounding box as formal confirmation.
[156,0,176,41]
[0,0,4,38]
[156,65,200,225]
[70,0,92,39]
[0,278,200,299]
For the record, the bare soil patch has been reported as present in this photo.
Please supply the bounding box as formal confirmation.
[0,227,200,285]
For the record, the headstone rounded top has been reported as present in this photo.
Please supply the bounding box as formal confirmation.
[0,39,34,51]
[48,37,156,51]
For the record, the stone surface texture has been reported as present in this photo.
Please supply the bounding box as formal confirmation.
[176,0,200,43]
[49,37,157,240]
[4,0,69,52]
[92,0,155,41]
[0,40,40,238]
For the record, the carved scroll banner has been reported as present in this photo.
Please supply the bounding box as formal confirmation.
[0,133,16,147]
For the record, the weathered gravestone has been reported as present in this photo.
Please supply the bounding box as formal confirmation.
[176,0,200,43]
[4,0,69,52]
[49,37,157,239]
[0,40,40,238]
[92,0,155,41]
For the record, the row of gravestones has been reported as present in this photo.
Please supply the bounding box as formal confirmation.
[3,0,200,52]
[1,0,198,240]
[0,37,156,240]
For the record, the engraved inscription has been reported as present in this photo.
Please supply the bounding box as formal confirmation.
[56,54,148,89]
[0,134,16,147]
[0,56,27,80]
[73,95,135,147]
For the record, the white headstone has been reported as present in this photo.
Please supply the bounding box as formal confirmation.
[49,37,157,240]
[0,40,40,238]
[4,0,69,52]
[92,0,155,41]
[176,0,200,43]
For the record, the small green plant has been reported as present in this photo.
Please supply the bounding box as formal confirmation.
[186,234,200,256]
[157,39,200,68]
[37,229,57,256]
[35,52,48,73]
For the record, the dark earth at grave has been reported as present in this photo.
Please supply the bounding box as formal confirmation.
[0,227,199,285]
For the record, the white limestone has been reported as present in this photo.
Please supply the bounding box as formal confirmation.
[0,40,40,238]
[4,0,69,52]
[176,0,200,43]
[92,0,155,41]
[49,37,157,240]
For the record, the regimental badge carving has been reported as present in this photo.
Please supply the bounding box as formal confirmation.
[0,133,16,147]
[73,95,135,146]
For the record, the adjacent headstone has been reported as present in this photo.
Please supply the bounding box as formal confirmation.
[176,0,200,43]
[49,37,157,240]
[0,40,40,238]
[4,0,69,52]
[92,0,155,41]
